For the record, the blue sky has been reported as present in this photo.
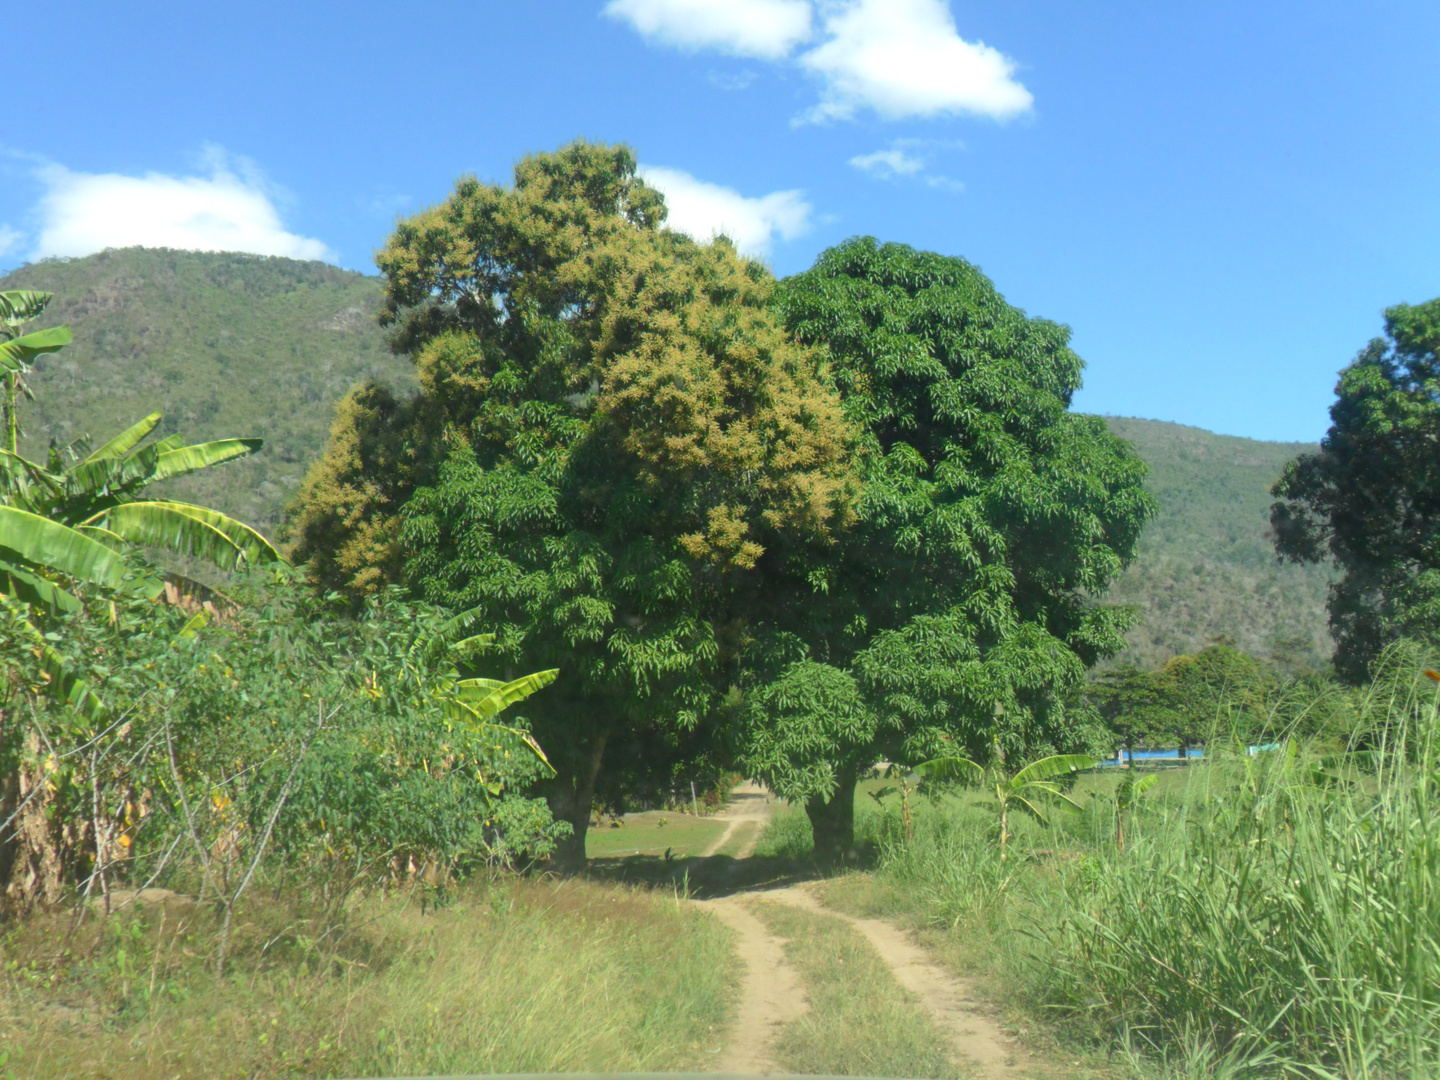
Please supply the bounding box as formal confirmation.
[3,0,1436,443]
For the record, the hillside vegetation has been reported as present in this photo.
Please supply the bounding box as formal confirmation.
[0,247,415,532]
[0,248,1331,666]
[1100,416,1334,667]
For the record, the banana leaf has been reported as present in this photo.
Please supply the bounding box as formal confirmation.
[0,326,71,375]
[0,558,83,612]
[0,505,130,589]
[452,668,559,721]
[1008,753,1097,786]
[84,501,282,569]
[152,438,262,482]
[82,412,162,463]
[0,290,53,325]
[65,443,162,496]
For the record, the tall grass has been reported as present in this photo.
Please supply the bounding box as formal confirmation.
[0,875,735,1079]
[869,647,1440,1079]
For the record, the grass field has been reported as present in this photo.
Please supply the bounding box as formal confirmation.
[762,684,1440,1080]
[0,876,736,1080]
[584,809,729,859]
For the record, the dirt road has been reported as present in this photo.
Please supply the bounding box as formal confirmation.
[695,785,1017,1078]
[699,781,774,858]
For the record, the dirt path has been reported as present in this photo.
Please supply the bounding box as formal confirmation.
[767,885,1018,1079]
[703,894,811,1074]
[694,784,1017,1078]
[700,780,774,858]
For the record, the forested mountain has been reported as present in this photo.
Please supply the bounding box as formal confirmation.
[1100,417,1332,668]
[0,248,1332,666]
[0,247,415,533]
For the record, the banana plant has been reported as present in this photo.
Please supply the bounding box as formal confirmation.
[918,746,1097,853]
[369,602,559,778]
[868,761,919,840]
[0,290,280,721]
[0,506,134,719]
[1,291,72,454]
[1,410,275,567]
[1112,770,1158,850]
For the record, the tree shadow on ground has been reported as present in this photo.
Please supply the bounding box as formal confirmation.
[585,842,881,900]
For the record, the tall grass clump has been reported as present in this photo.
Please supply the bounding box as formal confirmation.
[873,644,1440,1078]
[861,795,1026,932]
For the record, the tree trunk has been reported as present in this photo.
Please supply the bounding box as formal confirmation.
[544,732,609,874]
[804,764,858,866]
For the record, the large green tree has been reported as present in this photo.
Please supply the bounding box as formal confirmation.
[736,239,1156,859]
[289,142,856,868]
[1272,298,1440,682]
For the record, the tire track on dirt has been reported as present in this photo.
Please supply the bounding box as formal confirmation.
[765,885,1018,1079]
[702,893,812,1074]
[700,781,773,858]
[697,784,1017,1077]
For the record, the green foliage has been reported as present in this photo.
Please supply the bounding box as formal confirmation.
[290,141,857,867]
[1273,297,1440,682]
[158,581,563,876]
[753,238,1153,780]
[0,249,416,532]
[0,573,563,918]
[1084,639,1357,760]
[737,660,877,805]
[869,649,1440,1076]
[1085,639,1274,750]
[917,748,1095,850]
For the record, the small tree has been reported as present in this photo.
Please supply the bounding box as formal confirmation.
[736,660,878,864]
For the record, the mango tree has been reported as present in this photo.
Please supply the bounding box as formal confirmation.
[731,238,1156,859]
[290,142,857,869]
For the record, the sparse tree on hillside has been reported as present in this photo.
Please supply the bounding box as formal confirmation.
[1272,298,1440,682]
[289,142,857,868]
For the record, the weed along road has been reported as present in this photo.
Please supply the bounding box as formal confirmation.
[691,784,1022,1079]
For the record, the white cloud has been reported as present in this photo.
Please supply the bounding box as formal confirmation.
[0,225,21,259]
[800,0,1032,122]
[849,146,927,179]
[604,0,812,59]
[639,165,811,258]
[30,155,334,263]
[849,138,965,191]
[606,0,1033,124]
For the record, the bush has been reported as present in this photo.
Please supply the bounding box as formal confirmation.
[0,572,565,935]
